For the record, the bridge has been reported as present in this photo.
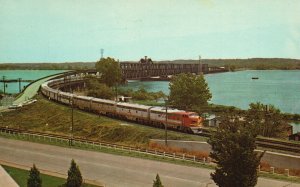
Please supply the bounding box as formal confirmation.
[83,62,228,80]
[81,62,226,80]
[120,63,206,79]
[120,62,226,80]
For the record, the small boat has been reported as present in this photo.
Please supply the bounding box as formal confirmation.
[252,77,259,80]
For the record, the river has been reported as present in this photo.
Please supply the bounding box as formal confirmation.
[1,69,299,132]
[0,70,66,93]
[124,70,300,132]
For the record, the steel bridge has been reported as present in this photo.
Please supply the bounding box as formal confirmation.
[120,62,210,79]
[68,62,226,80]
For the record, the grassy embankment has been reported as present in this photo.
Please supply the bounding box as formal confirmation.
[0,95,206,147]
[1,96,300,183]
[2,165,97,187]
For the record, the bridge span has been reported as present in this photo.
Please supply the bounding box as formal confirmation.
[87,62,227,80]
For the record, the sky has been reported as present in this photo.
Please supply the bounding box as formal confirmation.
[0,0,300,63]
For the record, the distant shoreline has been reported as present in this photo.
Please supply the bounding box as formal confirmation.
[1,58,300,71]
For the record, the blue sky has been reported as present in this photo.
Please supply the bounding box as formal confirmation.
[0,0,299,63]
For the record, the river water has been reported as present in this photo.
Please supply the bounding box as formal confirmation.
[125,70,300,114]
[0,70,65,93]
[1,69,299,132]
[124,70,300,132]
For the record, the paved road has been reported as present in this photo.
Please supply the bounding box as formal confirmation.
[0,138,299,187]
[13,73,64,105]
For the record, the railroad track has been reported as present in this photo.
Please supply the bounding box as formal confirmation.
[256,137,300,154]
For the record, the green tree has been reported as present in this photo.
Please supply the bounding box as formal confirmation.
[86,77,114,99]
[95,57,122,87]
[153,174,164,187]
[169,73,211,110]
[208,120,263,187]
[27,164,42,187]
[66,159,83,187]
[87,83,114,99]
[246,102,288,138]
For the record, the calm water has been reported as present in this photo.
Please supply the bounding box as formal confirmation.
[0,70,65,93]
[1,70,299,132]
[124,70,300,132]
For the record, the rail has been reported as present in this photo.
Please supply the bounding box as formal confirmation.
[200,128,300,154]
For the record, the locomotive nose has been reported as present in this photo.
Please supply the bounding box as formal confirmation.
[191,116,201,125]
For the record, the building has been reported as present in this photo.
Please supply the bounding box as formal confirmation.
[289,132,300,141]
[203,114,221,127]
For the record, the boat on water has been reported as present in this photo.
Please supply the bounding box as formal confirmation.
[252,77,259,80]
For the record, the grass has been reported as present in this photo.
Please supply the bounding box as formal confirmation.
[0,95,207,147]
[0,132,212,170]
[2,165,97,187]
[1,95,300,184]
[1,128,300,184]
[259,172,300,184]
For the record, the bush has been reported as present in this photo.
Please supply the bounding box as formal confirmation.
[66,159,82,187]
[153,174,164,187]
[86,80,114,99]
[27,164,42,187]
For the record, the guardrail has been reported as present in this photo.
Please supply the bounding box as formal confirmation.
[1,127,300,178]
[0,127,208,164]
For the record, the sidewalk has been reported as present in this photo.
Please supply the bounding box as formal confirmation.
[0,165,19,187]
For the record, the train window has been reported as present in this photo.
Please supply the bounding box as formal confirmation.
[136,111,138,113]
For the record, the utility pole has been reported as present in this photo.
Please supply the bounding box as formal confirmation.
[165,98,168,146]
[18,78,22,93]
[100,48,104,59]
[2,76,6,95]
[69,75,72,93]
[115,84,118,102]
[71,99,74,146]
[198,55,202,75]
[70,76,74,146]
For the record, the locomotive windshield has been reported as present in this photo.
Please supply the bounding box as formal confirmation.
[189,113,199,117]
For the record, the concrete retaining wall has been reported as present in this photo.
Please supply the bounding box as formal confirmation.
[150,139,300,170]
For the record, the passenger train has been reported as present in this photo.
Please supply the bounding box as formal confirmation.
[40,76,203,134]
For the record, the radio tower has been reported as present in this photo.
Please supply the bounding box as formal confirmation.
[199,55,202,75]
[100,49,104,59]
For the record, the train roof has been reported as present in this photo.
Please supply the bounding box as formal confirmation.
[74,95,93,100]
[150,106,186,114]
[91,97,116,105]
[117,102,151,110]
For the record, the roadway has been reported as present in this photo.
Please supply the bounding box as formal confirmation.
[0,137,299,187]
[13,74,65,105]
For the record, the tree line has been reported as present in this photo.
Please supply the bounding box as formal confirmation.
[1,58,300,70]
